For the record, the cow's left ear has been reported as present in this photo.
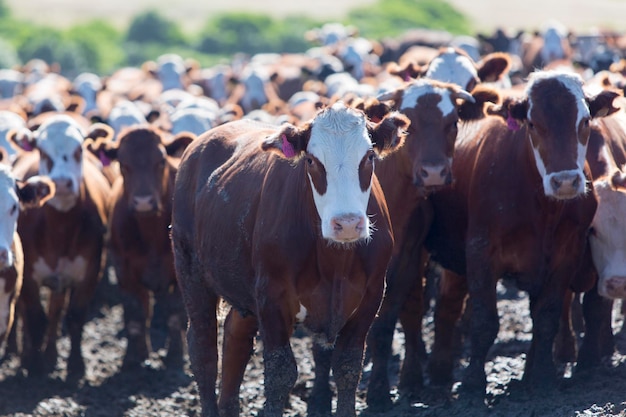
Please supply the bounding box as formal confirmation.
[587,90,621,119]
[369,111,410,158]
[458,85,500,121]
[261,123,310,159]
[84,123,116,166]
[16,176,55,208]
[165,132,196,158]
[7,127,36,151]
[487,96,528,131]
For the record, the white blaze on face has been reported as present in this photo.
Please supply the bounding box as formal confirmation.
[425,47,478,89]
[240,65,269,113]
[307,103,373,243]
[527,72,589,198]
[32,255,88,287]
[590,180,626,299]
[108,100,148,139]
[35,116,85,211]
[157,54,186,91]
[0,166,18,269]
[400,79,455,116]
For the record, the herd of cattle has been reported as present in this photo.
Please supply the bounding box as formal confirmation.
[1,19,626,417]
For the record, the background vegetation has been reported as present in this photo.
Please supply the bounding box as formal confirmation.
[0,0,472,78]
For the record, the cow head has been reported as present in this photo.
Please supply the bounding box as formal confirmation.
[262,101,408,244]
[0,164,55,270]
[493,71,619,200]
[589,172,626,299]
[377,78,492,189]
[10,115,94,211]
[98,126,195,214]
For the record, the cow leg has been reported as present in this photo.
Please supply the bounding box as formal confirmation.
[523,284,563,390]
[333,280,384,417]
[176,260,219,416]
[159,285,187,370]
[120,280,151,370]
[42,290,65,374]
[218,309,257,417]
[397,248,429,401]
[366,262,415,409]
[65,267,100,378]
[308,344,333,417]
[257,292,297,417]
[577,284,615,370]
[18,277,47,376]
[428,269,468,385]
[462,241,498,395]
[553,289,577,363]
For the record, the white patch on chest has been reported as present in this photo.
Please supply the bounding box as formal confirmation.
[32,256,88,287]
[296,303,308,322]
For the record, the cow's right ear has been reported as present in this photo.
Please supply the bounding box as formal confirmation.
[7,127,36,151]
[16,176,55,208]
[261,123,310,159]
[369,111,410,158]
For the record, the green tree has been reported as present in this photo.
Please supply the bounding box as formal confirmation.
[126,10,186,46]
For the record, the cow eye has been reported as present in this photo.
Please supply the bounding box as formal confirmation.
[527,121,535,130]
[10,203,17,216]
[367,150,376,162]
[306,157,314,166]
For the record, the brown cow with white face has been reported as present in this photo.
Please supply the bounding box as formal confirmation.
[9,114,111,378]
[94,125,194,369]
[171,101,408,417]
[362,78,499,409]
[424,70,619,395]
[0,159,55,353]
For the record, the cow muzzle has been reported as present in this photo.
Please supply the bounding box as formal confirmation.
[329,213,368,243]
[417,163,452,188]
[131,195,160,214]
[598,275,626,299]
[0,246,12,269]
[547,171,584,199]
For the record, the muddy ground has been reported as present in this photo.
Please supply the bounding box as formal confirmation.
[0,269,625,417]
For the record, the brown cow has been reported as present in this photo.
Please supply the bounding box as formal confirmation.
[171,102,409,417]
[361,79,499,409]
[424,70,619,395]
[10,114,111,378]
[0,159,55,352]
[93,125,194,369]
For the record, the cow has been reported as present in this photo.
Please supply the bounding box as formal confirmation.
[9,114,111,378]
[424,70,619,395]
[171,101,409,417]
[363,79,499,409]
[91,125,194,369]
[0,158,55,354]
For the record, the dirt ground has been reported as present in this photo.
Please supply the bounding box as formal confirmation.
[1,268,625,417]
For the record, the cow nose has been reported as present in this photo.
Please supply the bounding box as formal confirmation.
[550,172,581,198]
[331,214,366,242]
[132,195,157,212]
[419,164,451,187]
[53,177,74,194]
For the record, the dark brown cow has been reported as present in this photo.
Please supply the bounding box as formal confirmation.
[94,125,194,369]
[0,160,55,352]
[10,114,111,377]
[171,102,409,417]
[363,79,499,409]
[424,71,618,394]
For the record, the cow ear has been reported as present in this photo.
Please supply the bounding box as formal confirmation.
[587,90,621,119]
[165,132,196,158]
[369,111,410,158]
[476,52,512,82]
[362,98,393,123]
[7,127,36,151]
[487,97,528,130]
[261,123,310,159]
[16,175,55,208]
[0,147,8,164]
[457,85,500,121]
[376,89,402,110]
[610,169,626,190]
[84,123,116,166]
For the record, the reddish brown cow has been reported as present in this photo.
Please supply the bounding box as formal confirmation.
[94,125,194,369]
[10,114,111,378]
[424,71,619,394]
[0,159,55,352]
[171,102,409,417]
[363,79,499,409]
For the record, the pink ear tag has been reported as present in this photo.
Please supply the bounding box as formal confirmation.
[506,113,520,131]
[21,138,34,151]
[281,134,296,158]
[99,150,112,167]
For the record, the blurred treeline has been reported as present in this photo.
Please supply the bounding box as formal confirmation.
[0,0,470,78]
